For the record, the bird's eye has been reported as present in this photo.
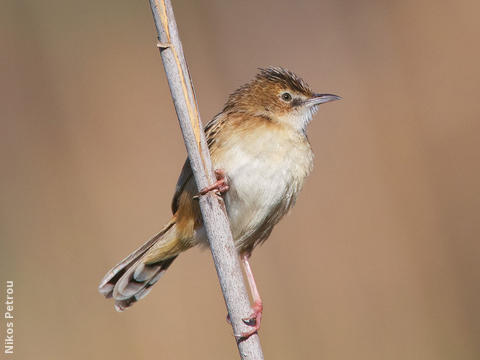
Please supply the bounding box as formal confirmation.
[281,92,292,102]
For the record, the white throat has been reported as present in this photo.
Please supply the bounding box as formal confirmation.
[279,105,318,133]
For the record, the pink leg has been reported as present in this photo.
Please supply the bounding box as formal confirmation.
[239,254,263,339]
[198,169,229,196]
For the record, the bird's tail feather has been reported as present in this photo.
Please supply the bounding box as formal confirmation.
[98,219,179,311]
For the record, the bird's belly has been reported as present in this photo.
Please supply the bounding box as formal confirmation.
[213,142,312,252]
[226,159,287,232]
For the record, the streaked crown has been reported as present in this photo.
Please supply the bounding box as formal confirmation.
[221,67,340,132]
[223,67,313,113]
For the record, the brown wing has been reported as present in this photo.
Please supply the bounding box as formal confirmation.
[204,112,227,149]
[171,159,194,214]
[170,112,228,214]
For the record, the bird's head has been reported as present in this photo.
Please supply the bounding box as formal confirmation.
[223,67,340,132]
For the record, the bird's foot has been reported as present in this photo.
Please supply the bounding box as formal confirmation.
[196,169,229,198]
[235,300,263,341]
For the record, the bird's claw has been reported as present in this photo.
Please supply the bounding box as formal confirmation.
[235,300,263,342]
[194,169,229,199]
[242,317,257,327]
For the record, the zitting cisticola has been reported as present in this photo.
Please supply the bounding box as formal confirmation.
[99,67,340,338]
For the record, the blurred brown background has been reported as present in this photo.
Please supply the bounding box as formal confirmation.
[1,0,479,359]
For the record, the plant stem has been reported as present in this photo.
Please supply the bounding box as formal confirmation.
[147,1,265,359]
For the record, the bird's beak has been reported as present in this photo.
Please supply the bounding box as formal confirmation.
[305,93,342,107]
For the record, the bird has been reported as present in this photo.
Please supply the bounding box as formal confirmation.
[98,67,340,338]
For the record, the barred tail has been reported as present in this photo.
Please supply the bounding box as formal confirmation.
[98,220,179,311]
